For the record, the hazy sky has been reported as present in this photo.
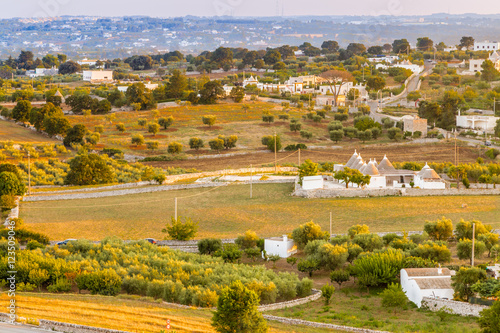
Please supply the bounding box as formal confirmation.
[2,0,500,19]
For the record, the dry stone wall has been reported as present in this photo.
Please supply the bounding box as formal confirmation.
[258,289,321,311]
[293,187,500,198]
[38,320,131,333]
[263,315,391,333]
[422,297,489,317]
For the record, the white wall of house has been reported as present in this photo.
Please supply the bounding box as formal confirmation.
[365,176,386,188]
[456,114,500,131]
[474,41,500,51]
[302,176,324,190]
[401,269,454,307]
[264,235,296,258]
[414,177,446,189]
[83,70,113,83]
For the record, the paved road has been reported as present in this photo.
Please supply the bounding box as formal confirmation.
[0,322,50,333]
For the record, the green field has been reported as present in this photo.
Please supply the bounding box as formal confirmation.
[21,183,500,241]
[0,119,59,143]
[269,287,480,333]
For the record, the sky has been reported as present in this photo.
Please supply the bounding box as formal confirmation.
[2,0,500,19]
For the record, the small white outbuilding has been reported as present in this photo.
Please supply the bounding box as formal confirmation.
[301,175,324,190]
[400,268,454,308]
[264,235,297,258]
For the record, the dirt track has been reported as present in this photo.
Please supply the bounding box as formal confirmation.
[144,142,484,172]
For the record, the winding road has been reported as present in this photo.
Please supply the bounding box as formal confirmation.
[0,322,50,333]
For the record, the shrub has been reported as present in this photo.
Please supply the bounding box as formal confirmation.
[278,114,289,120]
[47,278,72,293]
[316,243,349,270]
[26,240,45,250]
[330,269,350,289]
[262,113,275,123]
[209,138,224,152]
[321,284,335,305]
[0,194,16,212]
[79,269,122,296]
[485,148,500,160]
[292,221,329,249]
[334,113,348,121]
[478,301,500,332]
[162,216,198,241]
[189,137,204,150]
[300,130,313,139]
[352,233,383,252]
[116,123,125,132]
[297,259,320,277]
[380,283,408,312]
[197,238,223,255]
[148,123,160,136]
[424,217,453,241]
[131,134,145,146]
[244,247,261,261]
[215,243,242,263]
[409,241,451,263]
[296,278,313,297]
[455,219,492,240]
[347,224,370,238]
[452,267,487,301]
[158,116,174,130]
[353,249,405,287]
[456,238,487,263]
[146,141,159,150]
[202,115,217,127]
[167,142,183,154]
[235,230,259,249]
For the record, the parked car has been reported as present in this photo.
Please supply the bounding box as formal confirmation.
[485,141,492,146]
[56,239,77,246]
[144,238,157,245]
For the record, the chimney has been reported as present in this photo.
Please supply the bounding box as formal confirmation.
[438,264,442,275]
[283,235,288,242]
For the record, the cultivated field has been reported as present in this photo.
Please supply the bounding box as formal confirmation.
[0,293,339,333]
[0,120,59,143]
[21,183,500,241]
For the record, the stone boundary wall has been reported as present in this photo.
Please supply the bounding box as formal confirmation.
[32,181,156,193]
[262,315,391,333]
[39,320,132,333]
[293,187,500,198]
[258,289,322,311]
[422,297,489,317]
[23,183,229,202]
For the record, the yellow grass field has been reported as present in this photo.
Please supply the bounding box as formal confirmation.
[21,183,500,241]
[0,120,59,143]
[0,293,339,333]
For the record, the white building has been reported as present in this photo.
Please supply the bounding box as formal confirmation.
[367,55,399,63]
[26,67,58,78]
[401,268,454,308]
[474,41,500,51]
[77,58,104,68]
[376,60,423,74]
[83,70,114,83]
[264,235,297,258]
[466,51,500,74]
[413,164,446,189]
[456,111,500,132]
[333,151,446,189]
[301,175,324,190]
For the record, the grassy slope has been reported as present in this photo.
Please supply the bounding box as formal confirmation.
[0,293,339,333]
[268,288,480,333]
[21,183,500,241]
[0,120,59,143]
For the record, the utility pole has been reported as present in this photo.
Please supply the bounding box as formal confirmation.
[274,131,277,173]
[454,130,457,166]
[329,211,332,238]
[471,222,476,267]
[28,151,31,196]
[494,97,496,115]
[298,148,301,166]
[174,197,178,220]
[250,164,253,199]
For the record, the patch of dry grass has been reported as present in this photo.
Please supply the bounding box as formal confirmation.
[0,293,339,333]
[21,183,500,241]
